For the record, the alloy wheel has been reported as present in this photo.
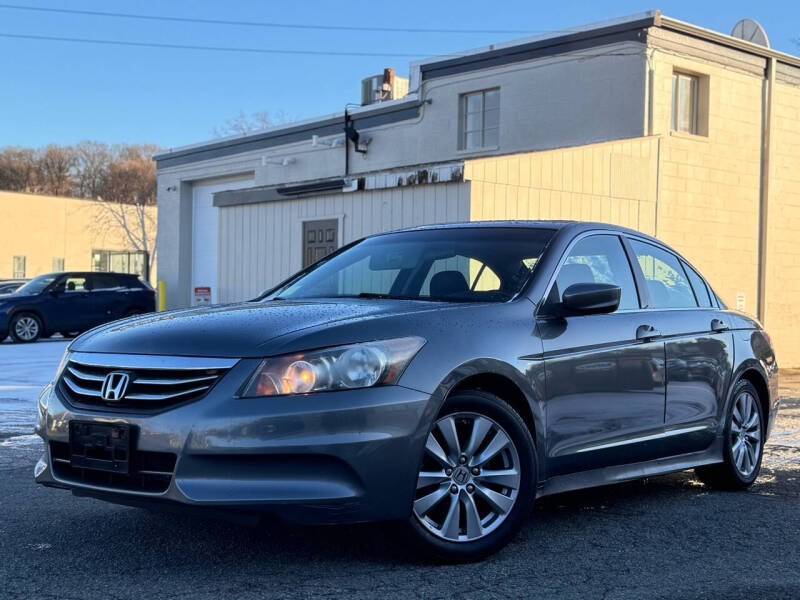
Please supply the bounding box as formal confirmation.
[413,412,521,543]
[730,390,762,477]
[14,316,39,341]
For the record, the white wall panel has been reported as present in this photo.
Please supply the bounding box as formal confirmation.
[217,182,470,303]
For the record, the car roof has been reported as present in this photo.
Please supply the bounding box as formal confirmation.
[374,220,666,245]
[42,271,139,278]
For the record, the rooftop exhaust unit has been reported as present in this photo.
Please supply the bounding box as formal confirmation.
[361,68,409,106]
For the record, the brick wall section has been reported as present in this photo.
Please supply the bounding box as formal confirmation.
[464,137,659,234]
[766,80,800,366]
[649,51,762,319]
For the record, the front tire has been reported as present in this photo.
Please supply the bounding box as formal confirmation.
[696,379,765,490]
[405,390,537,562]
[10,313,43,343]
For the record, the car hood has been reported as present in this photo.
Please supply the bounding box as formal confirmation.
[70,299,455,358]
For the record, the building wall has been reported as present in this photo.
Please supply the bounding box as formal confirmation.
[217,182,470,303]
[0,192,157,280]
[766,75,800,366]
[647,29,764,321]
[464,137,659,232]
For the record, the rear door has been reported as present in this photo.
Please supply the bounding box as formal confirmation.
[626,238,734,454]
[538,233,667,476]
[89,273,128,325]
[51,274,94,332]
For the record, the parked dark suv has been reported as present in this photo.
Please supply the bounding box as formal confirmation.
[0,272,154,343]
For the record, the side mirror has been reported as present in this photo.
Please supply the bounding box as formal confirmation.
[561,282,621,315]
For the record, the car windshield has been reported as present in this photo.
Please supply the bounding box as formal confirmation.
[13,274,59,295]
[266,227,555,303]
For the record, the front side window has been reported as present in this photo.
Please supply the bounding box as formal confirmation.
[549,235,639,311]
[268,227,554,303]
[671,72,699,134]
[629,240,696,309]
[58,276,88,293]
[460,89,499,150]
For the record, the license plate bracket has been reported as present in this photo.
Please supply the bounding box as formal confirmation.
[69,421,131,474]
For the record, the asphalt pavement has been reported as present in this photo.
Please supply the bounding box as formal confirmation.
[1,342,799,599]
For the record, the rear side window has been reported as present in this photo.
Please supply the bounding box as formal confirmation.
[629,240,696,309]
[92,274,124,290]
[551,235,639,311]
[682,262,712,307]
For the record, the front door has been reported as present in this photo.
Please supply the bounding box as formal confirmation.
[538,234,666,477]
[627,239,733,454]
[303,219,339,268]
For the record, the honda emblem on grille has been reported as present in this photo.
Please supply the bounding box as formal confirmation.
[100,372,131,402]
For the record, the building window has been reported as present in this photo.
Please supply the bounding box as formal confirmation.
[92,249,148,280]
[12,256,26,278]
[671,72,699,134]
[52,257,65,272]
[460,88,499,150]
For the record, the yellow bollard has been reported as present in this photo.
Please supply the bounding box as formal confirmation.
[157,280,167,312]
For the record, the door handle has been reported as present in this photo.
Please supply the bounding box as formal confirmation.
[711,319,729,332]
[636,324,662,341]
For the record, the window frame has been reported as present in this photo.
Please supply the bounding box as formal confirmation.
[12,255,26,279]
[624,235,713,311]
[459,88,500,151]
[538,232,645,316]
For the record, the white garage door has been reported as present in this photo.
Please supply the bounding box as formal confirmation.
[192,176,253,305]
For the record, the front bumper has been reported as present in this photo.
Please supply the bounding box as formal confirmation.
[35,359,432,524]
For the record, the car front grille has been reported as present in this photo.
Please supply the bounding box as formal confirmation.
[58,351,239,413]
[50,441,176,493]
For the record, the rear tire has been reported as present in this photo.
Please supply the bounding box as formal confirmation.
[10,312,43,343]
[695,379,764,490]
[404,390,537,562]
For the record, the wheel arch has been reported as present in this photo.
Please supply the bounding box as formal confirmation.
[737,367,770,430]
[424,358,545,472]
[8,306,47,332]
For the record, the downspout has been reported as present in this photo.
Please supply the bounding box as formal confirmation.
[344,108,350,177]
[757,57,775,323]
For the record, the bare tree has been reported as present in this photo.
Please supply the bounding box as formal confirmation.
[74,141,112,199]
[0,147,39,192]
[213,109,291,137]
[94,150,158,277]
[37,145,76,196]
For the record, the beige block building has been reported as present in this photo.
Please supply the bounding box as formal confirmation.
[0,191,157,282]
[154,11,800,365]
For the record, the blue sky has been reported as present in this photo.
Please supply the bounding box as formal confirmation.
[1,0,798,149]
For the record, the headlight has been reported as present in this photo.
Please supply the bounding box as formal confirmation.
[240,336,425,397]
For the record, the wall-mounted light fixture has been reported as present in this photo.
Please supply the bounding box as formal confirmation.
[261,156,296,167]
[311,135,344,148]
[165,185,178,192]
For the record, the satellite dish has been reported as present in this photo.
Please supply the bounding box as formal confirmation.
[731,18,770,47]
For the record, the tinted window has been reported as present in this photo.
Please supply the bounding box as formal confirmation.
[59,275,88,293]
[552,235,639,311]
[682,262,712,307]
[93,274,124,290]
[629,240,696,309]
[269,228,554,303]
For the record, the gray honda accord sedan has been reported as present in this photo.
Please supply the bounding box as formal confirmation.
[35,221,779,561]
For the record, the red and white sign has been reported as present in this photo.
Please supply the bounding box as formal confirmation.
[193,286,212,306]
